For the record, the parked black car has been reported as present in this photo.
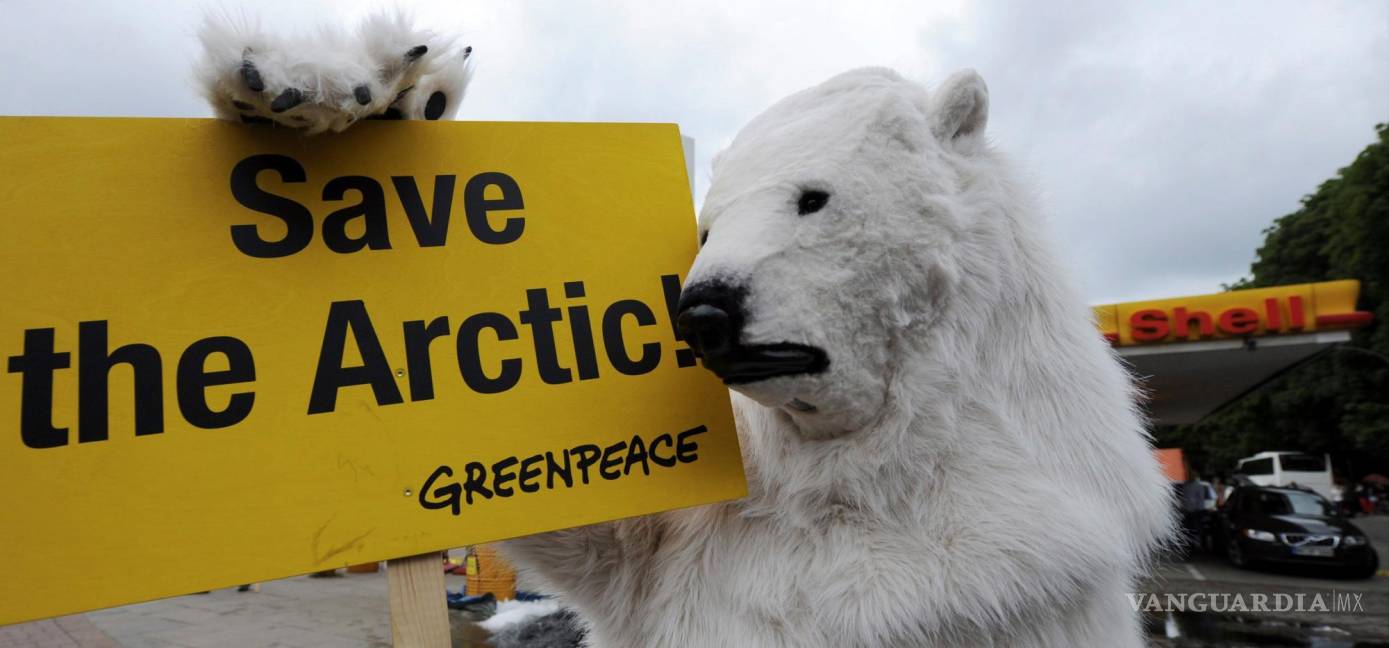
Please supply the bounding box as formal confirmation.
[1208,485,1379,579]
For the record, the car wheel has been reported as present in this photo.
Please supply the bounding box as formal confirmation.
[1226,538,1249,569]
[1350,549,1379,580]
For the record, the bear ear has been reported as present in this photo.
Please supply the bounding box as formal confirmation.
[929,69,989,151]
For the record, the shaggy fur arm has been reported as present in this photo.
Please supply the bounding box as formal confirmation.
[196,12,471,133]
[500,515,667,607]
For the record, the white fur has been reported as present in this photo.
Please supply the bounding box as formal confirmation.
[479,599,565,634]
[196,12,471,133]
[501,68,1174,647]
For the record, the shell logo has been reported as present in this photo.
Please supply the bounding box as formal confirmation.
[1094,280,1373,346]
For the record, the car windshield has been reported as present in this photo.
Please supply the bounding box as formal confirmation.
[1251,490,1331,516]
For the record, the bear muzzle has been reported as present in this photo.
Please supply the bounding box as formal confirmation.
[676,280,829,385]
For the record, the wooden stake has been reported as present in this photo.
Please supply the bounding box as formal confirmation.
[388,553,451,648]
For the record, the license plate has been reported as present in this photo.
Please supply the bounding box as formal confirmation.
[1293,546,1334,557]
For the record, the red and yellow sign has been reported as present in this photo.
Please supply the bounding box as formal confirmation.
[1095,280,1372,346]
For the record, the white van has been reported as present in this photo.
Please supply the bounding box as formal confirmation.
[1235,451,1337,502]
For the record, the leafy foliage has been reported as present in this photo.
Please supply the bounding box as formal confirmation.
[1154,124,1389,481]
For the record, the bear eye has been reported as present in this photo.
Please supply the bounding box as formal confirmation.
[797,189,830,215]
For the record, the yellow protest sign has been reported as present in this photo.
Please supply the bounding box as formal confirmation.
[0,117,744,624]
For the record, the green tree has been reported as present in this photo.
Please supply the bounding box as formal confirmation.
[1155,124,1389,481]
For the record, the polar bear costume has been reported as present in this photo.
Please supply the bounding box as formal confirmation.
[198,15,1172,648]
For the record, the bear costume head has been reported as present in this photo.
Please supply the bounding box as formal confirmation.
[681,67,1000,436]
[678,67,1170,563]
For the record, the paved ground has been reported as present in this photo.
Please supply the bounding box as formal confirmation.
[0,616,121,648]
[0,568,486,648]
[5,518,1389,647]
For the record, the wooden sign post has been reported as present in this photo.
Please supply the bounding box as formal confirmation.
[0,117,745,628]
[388,554,451,647]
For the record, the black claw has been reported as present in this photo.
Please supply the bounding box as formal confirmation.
[239,114,274,126]
[395,85,414,103]
[353,85,372,105]
[366,107,404,121]
[270,88,304,113]
[406,45,428,61]
[231,100,253,110]
[424,91,446,120]
[240,60,264,92]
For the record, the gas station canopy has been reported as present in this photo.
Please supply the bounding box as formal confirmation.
[1093,280,1373,425]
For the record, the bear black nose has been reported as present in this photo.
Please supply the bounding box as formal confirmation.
[675,281,747,359]
[677,305,734,358]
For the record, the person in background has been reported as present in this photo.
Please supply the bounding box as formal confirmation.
[1342,480,1360,517]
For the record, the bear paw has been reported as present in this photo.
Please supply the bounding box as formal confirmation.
[196,12,472,133]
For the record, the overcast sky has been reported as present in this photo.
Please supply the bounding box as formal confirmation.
[2,1,1385,304]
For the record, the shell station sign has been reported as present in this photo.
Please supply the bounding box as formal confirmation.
[1094,280,1372,346]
